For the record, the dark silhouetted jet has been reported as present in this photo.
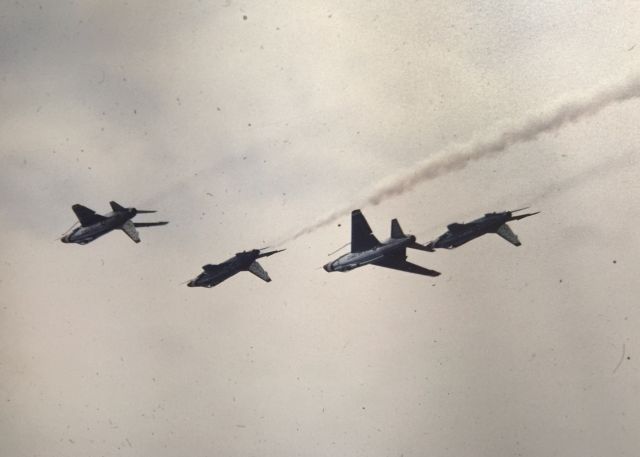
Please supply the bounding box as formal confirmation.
[424,208,539,250]
[60,201,168,245]
[323,210,440,277]
[187,248,285,288]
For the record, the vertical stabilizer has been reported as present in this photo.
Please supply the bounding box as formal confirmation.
[391,219,405,239]
[110,201,126,212]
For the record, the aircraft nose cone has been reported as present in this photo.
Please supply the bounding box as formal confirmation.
[60,236,69,244]
[323,263,332,272]
[187,280,195,287]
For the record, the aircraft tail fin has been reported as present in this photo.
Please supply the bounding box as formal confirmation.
[496,223,521,246]
[351,209,381,252]
[248,261,272,282]
[110,201,127,212]
[390,219,406,239]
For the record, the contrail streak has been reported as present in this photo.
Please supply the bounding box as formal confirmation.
[278,72,640,244]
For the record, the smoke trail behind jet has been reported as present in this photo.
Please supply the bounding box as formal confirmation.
[278,72,640,244]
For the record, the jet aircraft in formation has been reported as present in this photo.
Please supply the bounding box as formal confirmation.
[60,201,168,245]
[424,208,539,251]
[187,248,285,288]
[323,210,440,277]
[61,200,537,286]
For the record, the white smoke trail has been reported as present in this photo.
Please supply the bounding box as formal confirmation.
[278,72,640,244]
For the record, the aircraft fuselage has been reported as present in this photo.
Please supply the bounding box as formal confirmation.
[188,266,238,288]
[61,211,134,245]
[323,235,415,272]
[187,250,261,288]
[431,213,512,249]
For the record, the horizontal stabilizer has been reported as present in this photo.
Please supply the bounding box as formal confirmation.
[512,211,540,221]
[121,220,140,243]
[133,222,169,227]
[258,248,285,258]
[408,241,435,252]
[248,261,271,282]
[496,223,521,246]
[421,242,436,252]
[351,209,381,252]
[72,204,106,227]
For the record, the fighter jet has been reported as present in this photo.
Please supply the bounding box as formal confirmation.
[424,207,539,250]
[323,210,440,277]
[60,201,168,245]
[187,248,285,288]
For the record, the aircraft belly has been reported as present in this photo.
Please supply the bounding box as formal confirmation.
[353,253,385,267]
[449,231,483,247]
[203,269,237,286]
[72,227,110,244]
[361,255,385,266]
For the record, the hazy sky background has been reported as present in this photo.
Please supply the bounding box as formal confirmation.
[2,1,640,456]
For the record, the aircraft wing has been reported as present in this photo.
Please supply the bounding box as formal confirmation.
[120,220,141,243]
[248,261,272,282]
[446,222,467,233]
[496,223,521,246]
[372,255,440,277]
[72,204,106,227]
[351,210,381,252]
[133,222,169,227]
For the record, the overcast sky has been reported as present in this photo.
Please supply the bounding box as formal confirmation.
[2,1,640,456]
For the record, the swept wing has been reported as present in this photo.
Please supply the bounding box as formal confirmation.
[496,223,521,246]
[72,204,106,227]
[248,261,271,282]
[121,220,141,243]
[351,210,381,252]
[372,253,440,277]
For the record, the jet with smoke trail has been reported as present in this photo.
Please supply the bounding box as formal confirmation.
[278,72,640,244]
[323,210,439,277]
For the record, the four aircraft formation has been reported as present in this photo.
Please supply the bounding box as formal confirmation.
[60,201,539,287]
